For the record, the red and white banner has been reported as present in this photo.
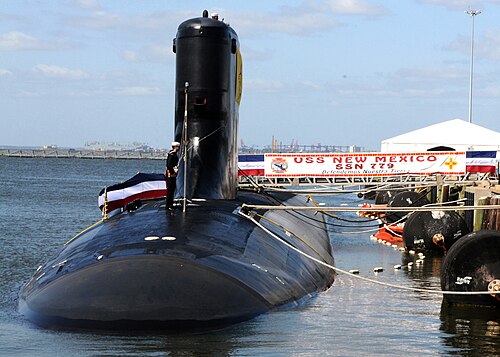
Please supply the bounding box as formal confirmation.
[98,173,166,213]
[264,152,467,177]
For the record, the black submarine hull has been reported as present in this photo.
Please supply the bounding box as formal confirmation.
[19,256,270,330]
[19,190,334,329]
[19,12,335,330]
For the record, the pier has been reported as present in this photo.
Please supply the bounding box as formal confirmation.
[0,148,167,160]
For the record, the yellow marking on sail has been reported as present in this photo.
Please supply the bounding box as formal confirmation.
[235,48,243,104]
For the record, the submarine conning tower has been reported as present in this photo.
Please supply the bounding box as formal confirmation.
[173,10,242,200]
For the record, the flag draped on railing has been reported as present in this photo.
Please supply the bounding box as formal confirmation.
[98,173,166,213]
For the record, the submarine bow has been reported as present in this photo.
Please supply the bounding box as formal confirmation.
[18,11,335,330]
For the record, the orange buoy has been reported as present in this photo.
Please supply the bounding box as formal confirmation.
[373,224,404,245]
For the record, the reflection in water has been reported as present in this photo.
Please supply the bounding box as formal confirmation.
[64,323,253,357]
[400,253,444,301]
[159,324,250,357]
[402,252,444,281]
[400,248,500,356]
[440,302,500,356]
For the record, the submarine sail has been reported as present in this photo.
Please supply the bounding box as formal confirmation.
[18,11,335,330]
[173,13,240,200]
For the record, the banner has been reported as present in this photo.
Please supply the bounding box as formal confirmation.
[264,152,466,177]
[98,173,166,213]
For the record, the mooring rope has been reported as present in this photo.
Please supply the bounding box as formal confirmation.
[336,226,381,235]
[246,196,471,235]
[264,182,434,195]
[383,224,403,238]
[307,195,379,223]
[242,203,500,213]
[254,213,329,263]
[238,208,500,296]
[64,219,103,246]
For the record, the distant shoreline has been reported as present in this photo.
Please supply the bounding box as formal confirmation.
[1,146,368,160]
[0,148,167,160]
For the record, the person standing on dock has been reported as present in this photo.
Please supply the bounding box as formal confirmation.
[165,141,180,210]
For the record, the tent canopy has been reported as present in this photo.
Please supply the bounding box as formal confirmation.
[380,119,500,152]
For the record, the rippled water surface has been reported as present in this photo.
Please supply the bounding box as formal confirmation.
[1,157,500,356]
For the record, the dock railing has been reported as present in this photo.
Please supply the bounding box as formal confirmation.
[237,173,497,188]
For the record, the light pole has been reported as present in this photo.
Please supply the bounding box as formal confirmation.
[465,9,481,124]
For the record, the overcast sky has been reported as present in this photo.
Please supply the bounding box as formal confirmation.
[1,0,500,150]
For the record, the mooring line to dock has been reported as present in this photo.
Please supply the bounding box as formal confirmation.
[64,219,103,246]
[253,212,329,263]
[336,227,381,235]
[383,224,403,238]
[238,208,500,296]
[264,182,434,195]
[242,203,500,213]
[307,195,379,224]
[334,198,468,235]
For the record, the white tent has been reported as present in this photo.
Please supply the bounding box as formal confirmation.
[380,119,500,152]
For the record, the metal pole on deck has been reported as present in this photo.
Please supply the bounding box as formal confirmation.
[183,82,189,213]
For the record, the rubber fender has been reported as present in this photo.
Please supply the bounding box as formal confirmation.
[374,190,397,205]
[440,230,500,307]
[403,210,469,253]
[386,191,429,223]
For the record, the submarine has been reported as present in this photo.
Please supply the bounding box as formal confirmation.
[18,11,335,330]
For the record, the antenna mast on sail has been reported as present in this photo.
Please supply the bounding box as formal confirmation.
[182,81,189,212]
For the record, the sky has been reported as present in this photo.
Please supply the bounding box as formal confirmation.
[1,0,500,151]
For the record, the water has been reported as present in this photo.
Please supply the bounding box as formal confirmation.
[1,157,500,356]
